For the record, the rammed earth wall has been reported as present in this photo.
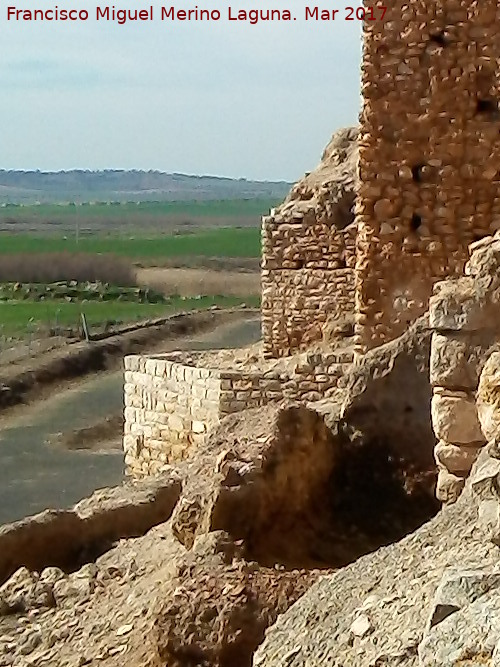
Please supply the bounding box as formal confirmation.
[355,0,500,353]
[123,349,353,476]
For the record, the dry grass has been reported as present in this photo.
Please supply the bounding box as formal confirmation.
[137,267,260,297]
[0,252,136,286]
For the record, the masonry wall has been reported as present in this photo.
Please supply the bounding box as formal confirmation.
[123,349,353,476]
[261,126,358,359]
[430,235,500,503]
[123,355,221,476]
[355,0,500,353]
[261,214,356,358]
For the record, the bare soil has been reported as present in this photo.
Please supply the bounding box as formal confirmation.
[46,412,124,452]
[134,256,260,272]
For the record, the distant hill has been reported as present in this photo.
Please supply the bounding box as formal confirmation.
[0,170,292,204]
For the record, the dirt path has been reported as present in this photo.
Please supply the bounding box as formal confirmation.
[0,308,257,413]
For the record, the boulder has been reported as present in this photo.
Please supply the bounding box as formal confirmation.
[338,314,436,475]
[434,441,481,476]
[429,331,498,391]
[254,486,499,667]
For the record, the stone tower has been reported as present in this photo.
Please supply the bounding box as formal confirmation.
[355,0,500,352]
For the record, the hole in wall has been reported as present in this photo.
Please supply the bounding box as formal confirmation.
[410,214,423,232]
[411,164,426,183]
[476,98,500,118]
[429,31,448,47]
[210,409,439,571]
[295,260,305,269]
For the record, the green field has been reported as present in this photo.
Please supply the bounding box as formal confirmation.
[0,199,276,233]
[0,199,276,218]
[0,201,267,339]
[0,227,261,259]
[0,295,260,336]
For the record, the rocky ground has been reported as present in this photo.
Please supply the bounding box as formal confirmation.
[2,443,496,667]
[255,478,500,667]
[0,314,446,667]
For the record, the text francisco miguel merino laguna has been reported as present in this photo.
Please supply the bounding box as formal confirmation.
[6,3,370,24]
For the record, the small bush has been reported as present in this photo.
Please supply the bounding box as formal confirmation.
[0,252,136,286]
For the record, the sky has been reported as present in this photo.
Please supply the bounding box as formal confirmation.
[0,0,362,181]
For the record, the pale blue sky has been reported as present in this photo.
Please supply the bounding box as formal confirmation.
[0,1,362,180]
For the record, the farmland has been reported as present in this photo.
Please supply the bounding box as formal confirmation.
[0,198,269,341]
[0,227,261,259]
[0,199,276,236]
[0,295,260,337]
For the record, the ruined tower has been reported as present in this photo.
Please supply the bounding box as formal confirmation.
[355,0,500,352]
[262,1,500,359]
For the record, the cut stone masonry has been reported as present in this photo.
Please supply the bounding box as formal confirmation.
[261,127,358,358]
[124,349,352,476]
[125,3,500,486]
[430,234,500,502]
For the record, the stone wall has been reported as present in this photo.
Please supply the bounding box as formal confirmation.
[124,355,221,476]
[123,349,353,476]
[430,235,500,502]
[261,127,358,358]
[355,1,500,354]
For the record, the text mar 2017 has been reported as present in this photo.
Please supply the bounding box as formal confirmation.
[5,5,388,24]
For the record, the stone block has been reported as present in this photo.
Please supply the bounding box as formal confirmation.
[220,400,247,414]
[123,434,139,454]
[431,391,485,445]
[127,394,142,408]
[191,420,206,434]
[430,331,496,390]
[429,278,492,332]
[124,355,140,372]
[124,407,136,423]
[206,389,220,402]
[477,352,500,442]
[145,359,157,375]
[155,359,168,376]
[434,441,482,475]
[168,413,184,432]
[192,384,207,400]
[436,466,466,504]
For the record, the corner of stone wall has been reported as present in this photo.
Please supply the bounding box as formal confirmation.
[123,354,222,477]
[261,168,357,358]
